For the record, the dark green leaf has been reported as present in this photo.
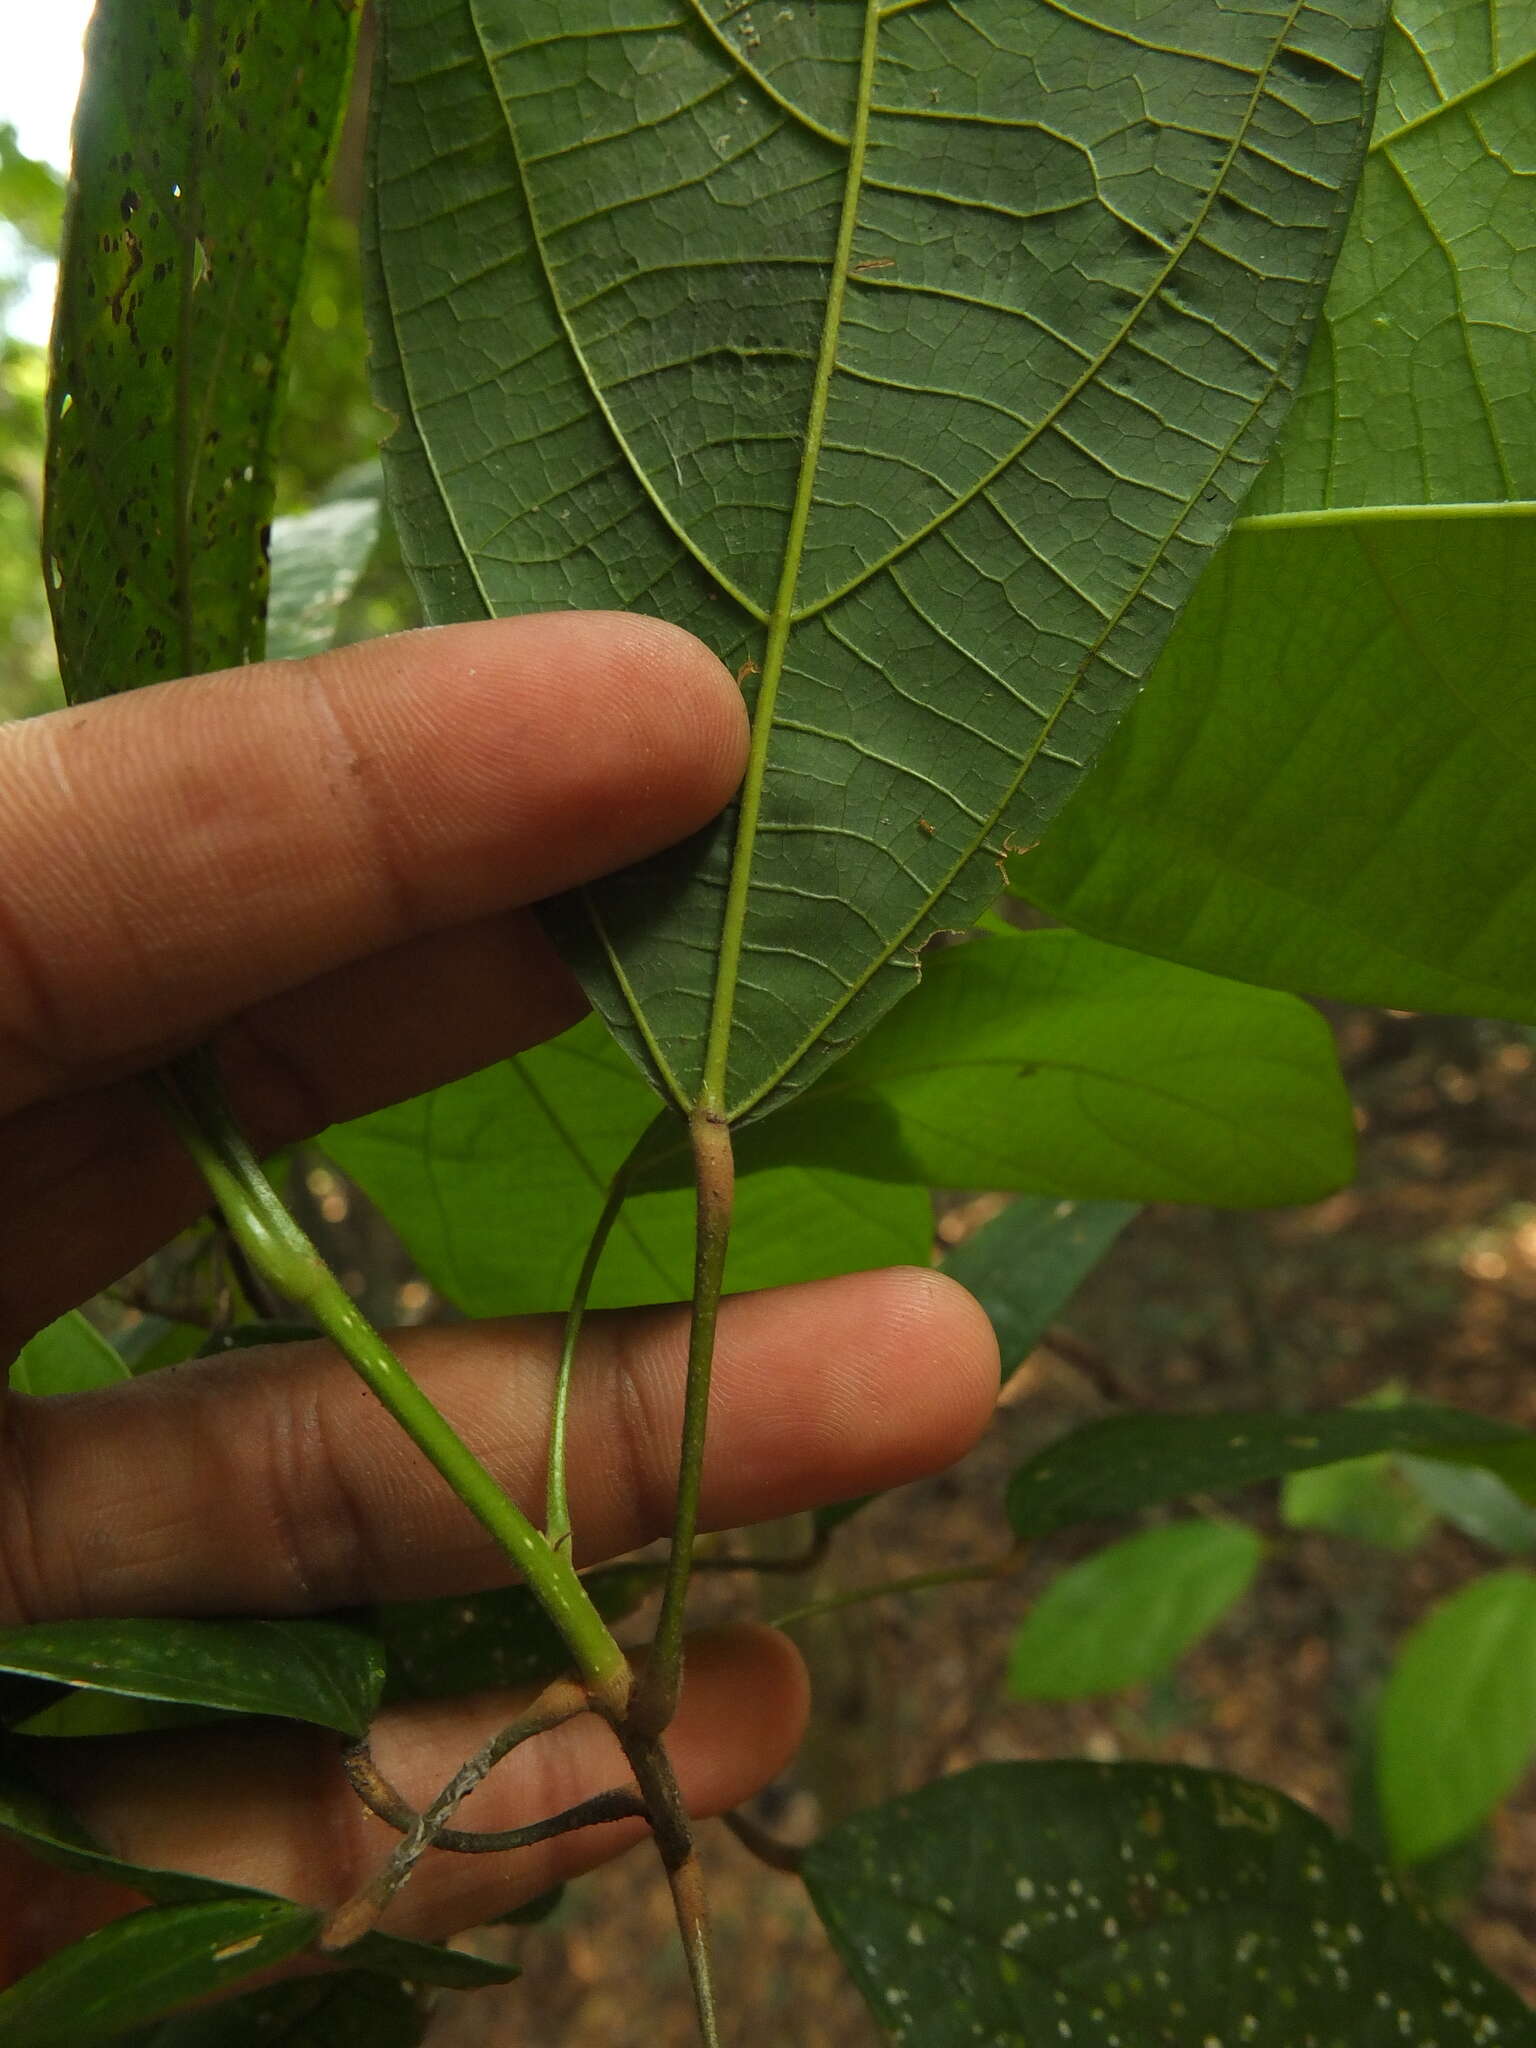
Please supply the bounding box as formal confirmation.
[0,1899,322,2046]
[329,1931,517,1991]
[1008,1521,1262,1700]
[804,1762,1536,2047]
[1009,1405,1536,1540]
[941,1196,1137,1386]
[0,1618,383,1737]
[721,931,1353,1206]
[119,1974,425,2048]
[369,0,1385,1121]
[1377,1570,1536,1867]
[377,1566,658,1705]
[325,1016,931,1315]
[0,1747,518,1990]
[265,488,382,662]
[45,0,359,703]
[1016,0,1536,1024]
[10,1312,131,1395]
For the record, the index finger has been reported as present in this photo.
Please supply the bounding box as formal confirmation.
[0,612,746,1117]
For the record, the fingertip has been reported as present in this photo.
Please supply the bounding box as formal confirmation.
[336,608,750,903]
[593,612,751,820]
[878,1264,1004,1436]
[702,1265,1000,1517]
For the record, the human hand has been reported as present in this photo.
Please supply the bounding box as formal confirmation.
[0,614,998,1978]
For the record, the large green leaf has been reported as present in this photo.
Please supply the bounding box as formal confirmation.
[1017,0,1536,1022]
[0,1745,519,1991]
[0,1619,383,1738]
[368,0,1385,1123]
[10,1312,131,1396]
[1009,1403,1536,1538]
[714,931,1354,1206]
[325,1015,931,1315]
[44,0,358,703]
[1377,1569,1536,1866]
[1008,1520,1263,1699]
[804,1762,1536,2046]
[0,1899,322,2047]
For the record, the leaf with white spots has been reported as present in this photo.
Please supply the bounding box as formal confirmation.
[804,1762,1536,2046]
[0,1616,383,1736]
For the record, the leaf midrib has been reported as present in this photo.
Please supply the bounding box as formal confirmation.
[1234,498,1536,532]
[695,0,885,1115]
[713,0,1325,1123]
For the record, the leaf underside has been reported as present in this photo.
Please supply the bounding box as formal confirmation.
[367,0,1386,1122]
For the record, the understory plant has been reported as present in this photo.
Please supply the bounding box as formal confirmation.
[2,0,1534,2041]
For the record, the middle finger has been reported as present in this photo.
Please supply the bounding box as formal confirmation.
[0,1268,998,1625]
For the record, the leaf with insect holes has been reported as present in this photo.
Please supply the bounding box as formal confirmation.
[366,0,1388,1120]
[44,0,358,704]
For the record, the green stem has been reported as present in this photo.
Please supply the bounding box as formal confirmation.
[153,1050,632,1717]
[631,1104,735,1738]
[771,1555,1021,1631]
[545,1160,633,1553]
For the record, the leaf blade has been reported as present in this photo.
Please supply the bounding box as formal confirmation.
[0,1899,322,2047]
[369,0,1388,1113]
[726,930,1356,1207]
[44,0,359,702]
[1016,0,1536,1018]
[10,1312,131,1396]
[0,1618,383,1737]
[1377,1569,1536,1865]
[1007,1520,1263,1700]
